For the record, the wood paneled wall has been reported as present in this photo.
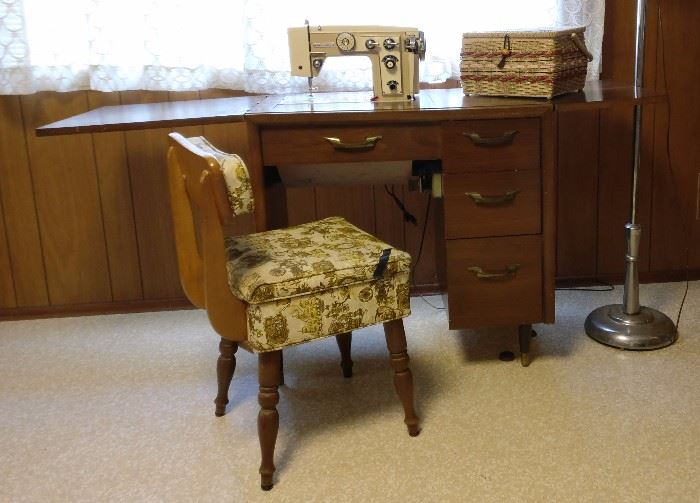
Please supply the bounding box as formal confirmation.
[556,0,700,282]
[650,0,700,273]
[0,89,254,316]
[283,184,438,288]
[0,88,437,317]
[1,0,698,318]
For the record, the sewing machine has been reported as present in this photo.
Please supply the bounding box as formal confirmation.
[288,23,426,101]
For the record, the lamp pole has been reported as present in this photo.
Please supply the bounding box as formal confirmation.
[584,0,678,349]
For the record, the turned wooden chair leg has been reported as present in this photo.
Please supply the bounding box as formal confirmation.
[258,350,282,491]
[518,324,532,367]
[383,319,421,437]
[215,338,238,417]
[335,332,353,378]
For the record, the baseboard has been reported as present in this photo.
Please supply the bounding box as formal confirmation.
[556,268,700,288]
[0,285,444,321]
[2,272,694,321]
[410,283,444,296]
[0,297,194,321]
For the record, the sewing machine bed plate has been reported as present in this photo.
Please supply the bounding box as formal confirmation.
[252,89,549,120]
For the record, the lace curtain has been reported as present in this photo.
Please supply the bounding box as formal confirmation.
[0,0,605,95]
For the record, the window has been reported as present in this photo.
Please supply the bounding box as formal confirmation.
[0,0,604,94]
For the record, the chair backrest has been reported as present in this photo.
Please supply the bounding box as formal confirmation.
[167,132,248,341]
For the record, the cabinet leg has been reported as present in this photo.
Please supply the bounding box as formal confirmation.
[518,324,532,367]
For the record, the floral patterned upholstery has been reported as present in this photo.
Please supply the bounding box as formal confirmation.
[184,135,412,353]
[187,136,254,216]
[246,271,411,352]
[225,216,412,352]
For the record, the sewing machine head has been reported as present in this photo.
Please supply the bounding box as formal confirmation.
[288,23,426,101]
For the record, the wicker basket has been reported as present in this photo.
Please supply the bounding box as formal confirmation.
[460,27,593,99]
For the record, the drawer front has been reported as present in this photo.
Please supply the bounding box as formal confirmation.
[442,118,540,173]
[446,235,542,328]
[443,170,541,238]
[261,124,441,165]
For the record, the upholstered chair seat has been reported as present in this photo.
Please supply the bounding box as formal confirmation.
[167,133,420,491]
[226,216,412,352]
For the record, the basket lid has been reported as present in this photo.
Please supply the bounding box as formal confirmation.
[462,26,586,38]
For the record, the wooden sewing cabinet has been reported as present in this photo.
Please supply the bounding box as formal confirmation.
[37,84,663,365]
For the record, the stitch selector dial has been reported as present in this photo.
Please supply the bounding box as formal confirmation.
[382,55,398,69]
[383,37,397,50]
[336,32,355,51]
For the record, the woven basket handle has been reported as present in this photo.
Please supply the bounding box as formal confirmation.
[571,33,594,62]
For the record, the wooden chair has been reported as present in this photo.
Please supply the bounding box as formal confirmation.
[166,132,420,490]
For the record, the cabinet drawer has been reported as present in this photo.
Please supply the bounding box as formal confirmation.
[446,235,542,328]
[261,124,441,165]
[443,170,541,238]
[442,118,540,173]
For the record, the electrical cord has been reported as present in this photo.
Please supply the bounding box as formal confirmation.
[384,185,417,226]
[407,192,444,311]
[658,2,691,328]
[556,282,615,292]
[421,294,445,310]
[412,194,431,271]
[382,185,431,283]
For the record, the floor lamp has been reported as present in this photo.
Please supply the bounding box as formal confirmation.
[584,0,678,349]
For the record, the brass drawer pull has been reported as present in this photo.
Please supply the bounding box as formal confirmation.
[323,135,382,151]
[467,264,520,280]
[465,189,519,205]
[464,130,517,146]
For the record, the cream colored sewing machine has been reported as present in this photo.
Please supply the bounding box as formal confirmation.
[288,23,426,101]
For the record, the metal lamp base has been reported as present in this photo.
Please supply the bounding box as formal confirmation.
[585,304,678,350]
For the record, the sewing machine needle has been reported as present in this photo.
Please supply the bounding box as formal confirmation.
[307,77,313,96]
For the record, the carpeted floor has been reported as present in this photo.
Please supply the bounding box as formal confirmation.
[1,282,698,502]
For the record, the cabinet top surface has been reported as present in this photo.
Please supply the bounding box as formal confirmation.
[35,82,664,136]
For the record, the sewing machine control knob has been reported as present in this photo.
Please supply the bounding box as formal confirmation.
[336,32,355,51]
[387,80,399,91]
[382,55,398,69]
[405,33,427,59]
[365,39,378,50]
[383,38,397,50]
